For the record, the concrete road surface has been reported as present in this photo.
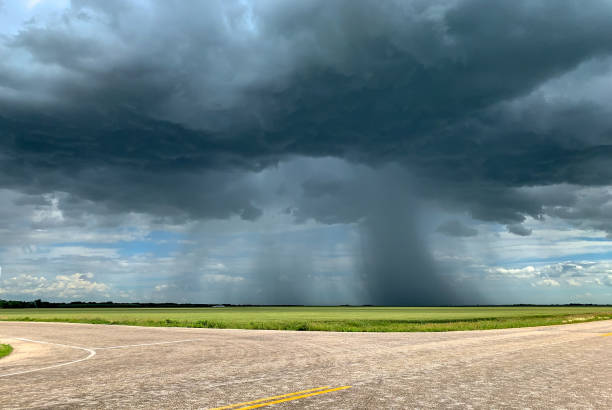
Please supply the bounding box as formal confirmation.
[1,320,611,409]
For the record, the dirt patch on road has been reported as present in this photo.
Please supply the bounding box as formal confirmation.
[0,337,85,376]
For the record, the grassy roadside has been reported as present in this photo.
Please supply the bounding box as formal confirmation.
[1,307,611,332]
[0,344,12,359]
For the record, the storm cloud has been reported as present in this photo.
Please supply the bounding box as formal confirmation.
[436,220,478,238]
[2,0,612,304]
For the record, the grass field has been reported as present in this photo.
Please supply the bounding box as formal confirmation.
[1,306,611,332]
[0,344,12,359]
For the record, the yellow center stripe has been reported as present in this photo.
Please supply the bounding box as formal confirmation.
[237,386,352,409]
[602,333,612,337]
[210,386,332,410]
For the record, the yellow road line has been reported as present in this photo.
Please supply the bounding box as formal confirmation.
[237,386,352,409]
[602,333,612,337]
[210,386,332,410]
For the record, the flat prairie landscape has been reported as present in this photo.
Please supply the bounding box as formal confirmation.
[1,306,611,332]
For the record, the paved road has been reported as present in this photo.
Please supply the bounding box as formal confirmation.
[1,320,611,409]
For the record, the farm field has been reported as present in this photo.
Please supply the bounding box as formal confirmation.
[1,306,611,332]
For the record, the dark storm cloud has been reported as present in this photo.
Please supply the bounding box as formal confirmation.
[0,110,269,221]
[542,186,612,237]
[2,0,612,228]
[3,0,612,304]
[436,220,477,238]
[506,224,532,237]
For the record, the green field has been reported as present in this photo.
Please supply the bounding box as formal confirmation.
[1,306,611,332]
[0,344,12,359]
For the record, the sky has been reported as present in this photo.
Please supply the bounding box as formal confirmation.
[1,0,612,305]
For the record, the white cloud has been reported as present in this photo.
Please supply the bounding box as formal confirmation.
[533,278,561,287]
[0,272,109,300]
[482,260,612,296]
[205,262,228,271]
[487,266,537,279]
